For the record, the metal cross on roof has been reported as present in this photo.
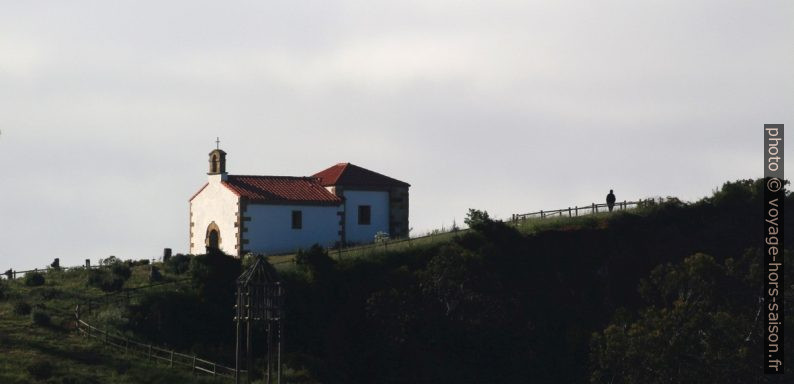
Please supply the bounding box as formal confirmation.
[216,137,220,149]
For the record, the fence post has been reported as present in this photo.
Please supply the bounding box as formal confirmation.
[592,203,596,213]
[192,356,197,375]
[540,210,544,219]
[575,206,578,216]
[568,207,571,217]
[170,351,174,367]
[148,344,152,361]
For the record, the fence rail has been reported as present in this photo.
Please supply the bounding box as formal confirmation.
[511,199,649,221]
[2,265,102,280]
[77,316,240,379]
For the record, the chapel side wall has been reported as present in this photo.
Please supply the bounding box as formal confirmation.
[389,186,409,238]
[189,183,239,255]
[244,204,341,255]
[343,190,389,244]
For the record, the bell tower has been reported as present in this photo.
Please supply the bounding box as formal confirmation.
[208,149,227,175]
[208,138,228,181]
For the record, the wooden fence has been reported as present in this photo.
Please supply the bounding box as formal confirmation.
[510,199,652,221]
[76,319,240,379]
[2,265,102,280]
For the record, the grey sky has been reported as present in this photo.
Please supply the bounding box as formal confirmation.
[1,0,792,269]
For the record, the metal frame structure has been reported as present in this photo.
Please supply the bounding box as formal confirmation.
[234,255,284,384]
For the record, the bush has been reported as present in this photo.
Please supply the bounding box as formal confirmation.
[35,287,61,300]
[86,269,125,292]
[31,309,51,326]
[25,272,45,287]
[189,252,241,304]
[0,280,6,300]
[165,254,191,275]
[464,208,492,230]
[110,263,132,280]
[13,301,32,315]
[295,245,335,283]
[26,359,53,380]
[149,265,163,283]
[125,259,150,267]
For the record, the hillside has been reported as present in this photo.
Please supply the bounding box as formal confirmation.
[1,179,791,383]
[0,265,228,384]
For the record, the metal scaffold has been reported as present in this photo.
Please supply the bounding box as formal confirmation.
[234,255,284,384]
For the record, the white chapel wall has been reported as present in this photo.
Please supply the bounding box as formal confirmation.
[190,182,239,255]
[244,204,341,255]
[343,190,389,244]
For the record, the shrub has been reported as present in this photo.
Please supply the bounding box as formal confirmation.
[295,245,335,283]
[0,280,6,300]
[35,287,61,300]
[464,208,492,230]
[26,359,53,380]
[25,272,45,287]
[100,276,125,292]
[31,309,51,326]
[86,269,125,292]
[13,301,32,315]
[189,251,241,306]
[125,258,150,267]
[165,254,191,275]
[110,263,132,280]
[149,265,163,282]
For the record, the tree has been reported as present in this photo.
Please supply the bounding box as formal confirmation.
[590,250,792,384]
[463,209,491,230]
[295,244,336,283]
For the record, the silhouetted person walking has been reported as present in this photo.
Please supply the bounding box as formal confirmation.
[606,189,616,212]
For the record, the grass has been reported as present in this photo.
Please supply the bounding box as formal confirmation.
[0,205,653,383]
[267,208,641,269]
[0,266,226,384]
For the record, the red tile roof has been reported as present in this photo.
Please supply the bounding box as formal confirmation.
[221,175,342,205]
[313,163,410,188]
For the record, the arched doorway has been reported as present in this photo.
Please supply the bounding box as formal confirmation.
[205,222,222,251]
[208,229,219,249]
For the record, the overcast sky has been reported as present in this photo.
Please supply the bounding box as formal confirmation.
[1,0,792,270]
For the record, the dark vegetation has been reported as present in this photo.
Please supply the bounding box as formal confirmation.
[85,259,134,292]
[275,178,790,383]
[24,272,45,287]
[2,178,789,383]
[96,178,789,383]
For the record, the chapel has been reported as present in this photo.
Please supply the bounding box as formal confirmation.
[189,148,409,256]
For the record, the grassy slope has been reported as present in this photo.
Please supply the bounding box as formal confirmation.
[0,212,611,383]
[267,210,618,269]
[0,267,225,384]
[0,197,758,383]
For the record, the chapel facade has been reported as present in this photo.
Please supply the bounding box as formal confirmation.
[189,148,409,256]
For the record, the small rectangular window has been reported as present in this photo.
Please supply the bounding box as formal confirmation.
[292,210,302,229]
[358,205,371,225]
